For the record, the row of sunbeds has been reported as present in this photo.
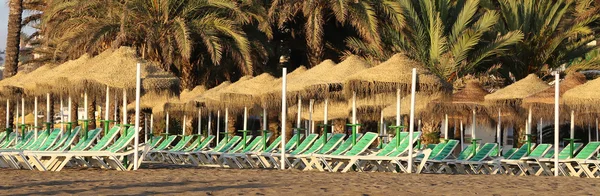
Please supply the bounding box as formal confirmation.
[0,126,146,171]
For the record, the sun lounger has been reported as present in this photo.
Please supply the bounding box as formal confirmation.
[450,143,497,174]
[559,142,600,177]
[314,132,378,172]
[287,133,346,169]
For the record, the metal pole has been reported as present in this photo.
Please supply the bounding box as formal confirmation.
[134,62,141,170]
[596,118,599,141]
[105,86,110,120]
[539,118,543,144]
[5,100,9,129]
[570,110,575,139]
[34,97,38,136]
[528,106,532,135]
[472,110,476,139]
[444,114,448,140]
[553,73,560,177]
[497,109,501,153]
[324,99,328,126]
[182,115,187,135]
[396,88,400,127]
[407,68,416,173]
[460,120,464,150]
[216,111,220,145]
[309,99,314,134]
[166,112,169,135]
[263,107,267,130]
[150,114,154,139]
[280,68,287,170]
[198,108,202,135]
[114,91,118,122]
[144,114,148,143]
[60,97,64,137]
[122,89,127,124]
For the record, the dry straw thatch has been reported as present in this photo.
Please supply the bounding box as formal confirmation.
[344,54,451,102]
[162,86,207,114]
[287,101,349,121]
[203,77,249,113]
[283,60,336,103]
[263,66,308,108]
[484,74,549,113]
[430,80,489,117]
[220,73,277,111]
[381,92,443,119]
[301,56,369,101]
[23,47,179,98]
[563,75,600,113]
[522,72,586,119]
[126,91,177,114]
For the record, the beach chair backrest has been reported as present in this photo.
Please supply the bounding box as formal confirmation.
[226,136,254,153]
[343,132,378,156]
[218,136,242,152]
[426,144,436,150]
[574,142,600,159]
[263,136,282,152]
[469,143,497,161]
[376,132,408,156]
[170,135,194,151]
[302,135,326,154]
[107,127,139,153]
[552,142,584,159]
[433,140,459,160]
[527,144,552,158]
[429,140,455,159]
[280,134,303,152]
[23,130,51,150]
[0,132,17,148]
[0,131,6,143]
[192,135,215,152]
[89,126,122,151]
[149,136,164,148]
[183,136,203,151]
[37,129,62,151]
[330,134,361,155]
[73,128,103,151]
[508,143,536,160]
[241,136,264,153]
[290,134,319,155]
[53,128,81,151]
[502,148,517,159]
[155,135,177,151]
[13,131,35,149]
[387,132,422,156]
[318,134,346,154]
[456,144,475,160]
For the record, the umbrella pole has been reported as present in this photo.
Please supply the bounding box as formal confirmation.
[472,109,476,140]
[59,96,64,137]
[296,96,302,147]
[150,114,153,141]
[103,86,110,135]
[497,109,501,155]
[528,106,532,135]
[320,99,329,144]
[539,118,543,144]
[21,97,25,140]
[182,115,186,135]
[379,110,384,148]
[460,121,464,150]
[444,114,448,141]
[68,96,72,135]
[570,110,575,139]
[349,92,359,146]
[144,114,148,143]
[553,73,560,177]
[133,62,141,170]
[165,112,169,135]
[393,88,402,147]
[589,123,591,142]
[407,68,416,173]
[46,93,50,132]
[5,100,9,135]
[83,91,89,140]
[262,106,267,150]
[280,68,287,170]
[309,99,314,134]
[596,118,598,141]
[34,97,38,137]
[198,108,202,135]
[216,110,219,146]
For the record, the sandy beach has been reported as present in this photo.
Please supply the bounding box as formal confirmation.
[0,164,597,195]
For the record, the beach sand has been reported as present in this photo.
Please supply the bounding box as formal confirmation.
[0,164,597,195]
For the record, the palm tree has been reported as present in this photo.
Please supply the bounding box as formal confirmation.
[268,0,404,66]
[347,0,524,82]
[495,0,600,79]
[42,0,270,90]
[4,0,23,79]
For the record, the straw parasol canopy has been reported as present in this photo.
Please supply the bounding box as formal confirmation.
[522,72,587,119]
[381,92,443,119]
[161,85,207,115]
[344,54,451,103]
[288,101,349,121]
[262,66,308,108]
[126,92,178,114]
[484,74,549,116]
[220,73,277,111]
[429,80,489,118]
[191,81,231,113]
[23,47,180,98]
[301,56,370,101]
[283,60,336,103]
[563,75,600,113]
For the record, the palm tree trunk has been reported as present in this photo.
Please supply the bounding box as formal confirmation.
[49,95,55,125]
[71,101,79,127]
[333,119,345,133]
[87,96,96,129]
[421,118,441,145]
[3,0,23,79]
[268,109,279,143]
[227,114,236,137]
[180,61,194,90]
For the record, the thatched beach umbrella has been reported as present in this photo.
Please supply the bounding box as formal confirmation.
[431,81,490,143]
[564,75,600,141]
[221,73,277,147]
[263,66,308,108]
[485,74,549,152]
[190,82,231,144]
[522,72,587,141]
